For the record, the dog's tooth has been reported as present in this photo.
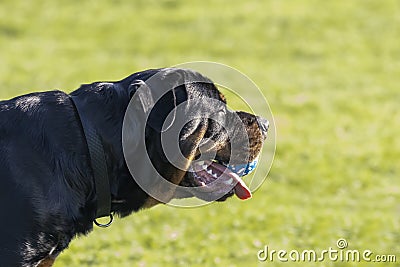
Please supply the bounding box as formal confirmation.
[212,173,218,178]
[207,169,213,175]
[200,182,206,186]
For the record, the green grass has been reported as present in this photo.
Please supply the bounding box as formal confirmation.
[1,0,399,266]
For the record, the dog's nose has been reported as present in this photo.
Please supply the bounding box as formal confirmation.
[256,116,269,138]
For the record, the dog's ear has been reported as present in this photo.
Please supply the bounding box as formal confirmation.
[124,79,186,149]
[124,68,216,153]
[147,85,188,133]
[128,79,185,132]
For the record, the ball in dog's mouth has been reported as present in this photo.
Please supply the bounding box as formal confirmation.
[189,159,256,200]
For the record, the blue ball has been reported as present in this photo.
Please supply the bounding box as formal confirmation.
[227,158,258,177]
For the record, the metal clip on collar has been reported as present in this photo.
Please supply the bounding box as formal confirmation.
[94,214,114,228]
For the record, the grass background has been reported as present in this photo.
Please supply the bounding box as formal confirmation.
[1,0,399,266]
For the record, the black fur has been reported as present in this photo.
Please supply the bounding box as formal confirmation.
[0,68,268,266]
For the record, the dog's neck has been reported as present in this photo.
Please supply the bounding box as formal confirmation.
[70,94,112,220]
[70,83,151,219]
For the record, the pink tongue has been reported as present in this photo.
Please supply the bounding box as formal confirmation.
[209,162,252,200]
[234,179,252,200]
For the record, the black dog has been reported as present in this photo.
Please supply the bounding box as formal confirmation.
[0,68,269,266]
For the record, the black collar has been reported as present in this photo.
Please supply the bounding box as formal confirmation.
[70,95,112,220]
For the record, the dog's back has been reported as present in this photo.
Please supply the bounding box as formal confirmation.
[0,91,90,265]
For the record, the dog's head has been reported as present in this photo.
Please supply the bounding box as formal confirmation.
[121,68,269,204]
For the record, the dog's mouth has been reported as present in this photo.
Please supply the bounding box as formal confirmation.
[174,111,268,202]
[179,158,258,201]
